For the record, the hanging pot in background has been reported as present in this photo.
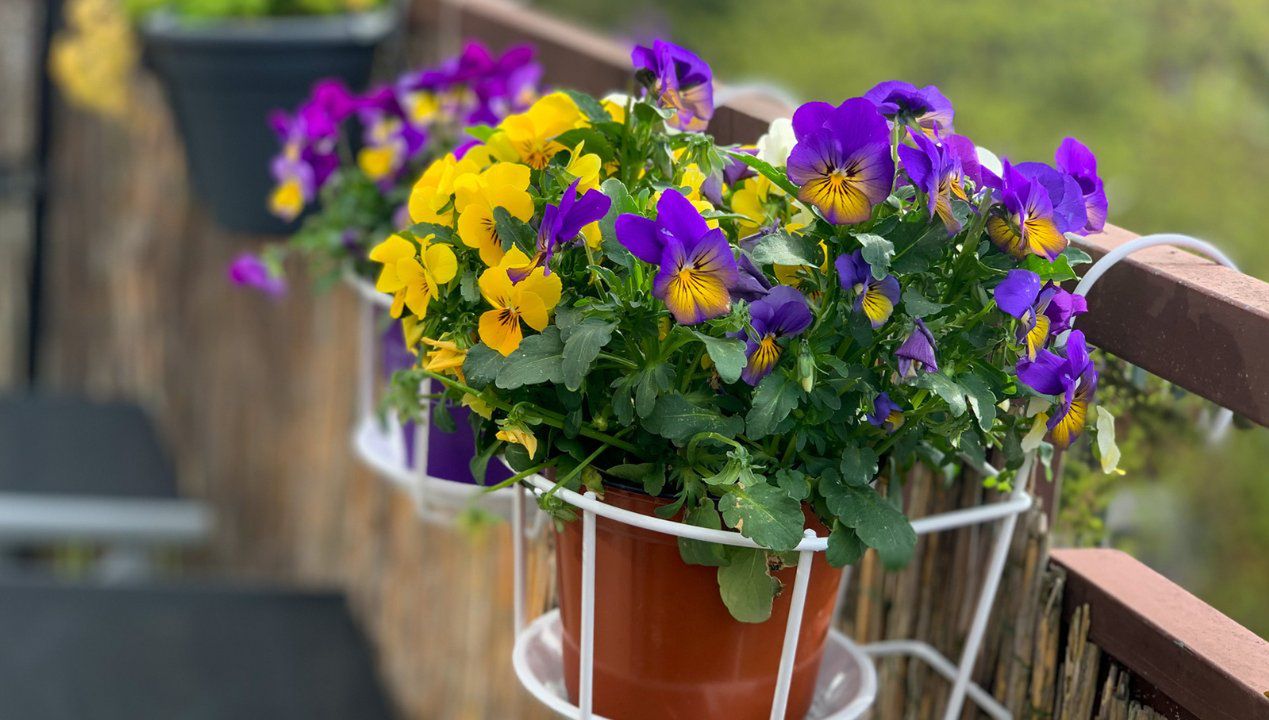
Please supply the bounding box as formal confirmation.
[141,9,398,234]
[554,485,842,720]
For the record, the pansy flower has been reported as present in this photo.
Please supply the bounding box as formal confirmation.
[994,269,1088,359]
[867,392,904,433]
[631,39,714,132]
[1018,330,1098,448]
[478,248,563,356]
[356,88,426,184]
[863,80,953,137]
[740,286,813,385]
[408,152,484,226]
[898,130,981,233]
[1055,137,1108,234]
[227,253,285,297]
[422,336,467,383]
[835,249,900,328]
[786,98,894,225]
[984,161,1085,260]
[507,179,611,283]
[490,92,583,169]
[615,189,740,325]
[370,233,458,319]
[497,422,539,459]
[454,162,535,266]
[896,319,938,378]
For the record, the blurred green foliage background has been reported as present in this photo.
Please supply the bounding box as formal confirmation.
[536,0,1269,636]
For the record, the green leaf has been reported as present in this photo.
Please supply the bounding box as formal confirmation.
[748,231,819,266]
[463,344,507,389]
[891,223,948,274]
[635,363,675,418]
[678,501,728,567]
[561,89,612,124]
[691,332,747,384]
[464,124,498,142]
[718,483,805,551]
[644,393,744,444]
[725,149,801,197]
[959,373,998,432]
[494,327,565,389]
[854,233,895,279]
[823,482,916,569]
[1062,246,1094,267]
[561,318,615,391]
[838,444,879,486]
[827,522,865,567]
[555,127,616,164]
[1095,406,1121,474]
[746,372,802,440]
[915,372,968,417]
[599,178,638,268]
[774,468,810,501]
[459,271,480,303]
[493,207,535,253]
[717,547,780,623]
[901,287,947,317]
[1020,253,1078,282]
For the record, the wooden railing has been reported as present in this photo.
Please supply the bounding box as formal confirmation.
[418,1,1269,718]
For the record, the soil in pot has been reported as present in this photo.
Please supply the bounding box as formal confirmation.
[555,485,842,720]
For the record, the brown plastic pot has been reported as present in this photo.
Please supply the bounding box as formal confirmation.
[554,485,842,720]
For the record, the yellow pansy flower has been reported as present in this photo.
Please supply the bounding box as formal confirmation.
[496,423,539,459]
[401,316,425,355]
[564,142,602,192]
[477,248,562,356]
[268,178,305,222]
[731,176,772,236]
[455,163,534,266]
[422,337,467,382]
[408,152,485,226]
[369,233,458,319]
[490,92,584,169]
[462,393,494,419]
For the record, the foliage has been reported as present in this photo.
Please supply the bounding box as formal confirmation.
[375,41,1119,621]
[123,0,382,20]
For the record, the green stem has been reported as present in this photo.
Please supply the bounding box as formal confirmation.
[484,459,556,493]
[597,352,638,369]
[544,441,611,499]
[419,370,641,455]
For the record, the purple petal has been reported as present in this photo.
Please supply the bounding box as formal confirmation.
[733,254,772,302]
[615,214,663,264]
[1017,350,1068,396]
[558,188,612,241]
[786,128,841,187]
[656,189,711,249]
[791,101,836,142]
[994,270,1042,318]
[835,251,869,289]
[827,98,892,157]
[898,136,938,204]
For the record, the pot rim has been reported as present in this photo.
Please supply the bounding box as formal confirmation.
[138,5,399,46]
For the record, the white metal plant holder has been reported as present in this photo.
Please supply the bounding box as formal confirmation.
[346,275,525,525]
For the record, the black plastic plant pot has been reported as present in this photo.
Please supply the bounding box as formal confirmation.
[141,9,398,234]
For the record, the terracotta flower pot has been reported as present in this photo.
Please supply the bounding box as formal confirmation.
[554,485,842,720]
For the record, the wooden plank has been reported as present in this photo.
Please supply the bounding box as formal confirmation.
[0,0,43,386]
[431,0,1269,427]
[1052,548,1269,720]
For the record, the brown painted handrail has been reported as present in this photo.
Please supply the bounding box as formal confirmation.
[1052,549,1269,720]
[415,0,1269,428]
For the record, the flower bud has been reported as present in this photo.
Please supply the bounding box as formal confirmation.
[797,341,816,392]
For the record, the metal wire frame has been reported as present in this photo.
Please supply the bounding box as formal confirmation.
[511,452,1036,720]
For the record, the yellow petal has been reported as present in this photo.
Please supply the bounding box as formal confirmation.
[479,307,523,356]
[517,267,562,313]
[478,266,515,308]
[423,243,458,284]
[457,206,504,266]
[517,291,550,332]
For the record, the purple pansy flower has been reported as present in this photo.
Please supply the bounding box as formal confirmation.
[616,189,739,325]
[863,80,954,137]
[356,87,428,185]
[867,392,904,433]
[896,319,938,378]
[740,286,813,385]
[631,39,715,132]
[984,161,1076,261]
[787,98,894,225]
[1055,137,1108,234]
[995,269,1087,360]
[227,253,285,297]
[1017,330,1098,448]
[898,130,981,233]
[509,178,611,283]
[835,249,901,328]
